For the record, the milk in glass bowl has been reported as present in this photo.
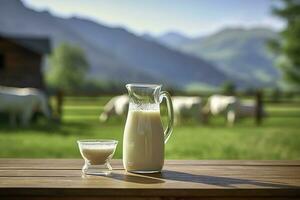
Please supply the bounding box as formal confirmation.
[77,139,118,175]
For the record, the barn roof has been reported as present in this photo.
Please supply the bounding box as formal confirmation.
[0,34,51,54]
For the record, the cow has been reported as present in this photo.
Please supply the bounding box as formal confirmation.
[0,86,51,126]
[203,95,266,125]
[203,95,240,125]
[99,95,129,122]
[227,100,266,125]
[100,95,203,124]
[172,96,202,125]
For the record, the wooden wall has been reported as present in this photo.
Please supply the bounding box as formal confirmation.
[0,37,45,89]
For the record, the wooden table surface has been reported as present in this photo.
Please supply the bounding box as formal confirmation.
[0,159,299,199]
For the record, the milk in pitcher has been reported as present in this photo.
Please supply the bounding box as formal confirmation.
[123,109,164,172]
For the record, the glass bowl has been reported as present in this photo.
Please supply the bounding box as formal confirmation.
[77,139,118,175]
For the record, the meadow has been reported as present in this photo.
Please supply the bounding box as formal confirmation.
[0,96,299,159]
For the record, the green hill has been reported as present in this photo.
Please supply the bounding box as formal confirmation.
[178,27,280,87]
[158,27,281,87]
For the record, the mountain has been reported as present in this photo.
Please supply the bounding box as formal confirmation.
[0,0,154,83]
[157,32,192,48]
[0,0,227,87]
[160,28,280,87]
[141,33,156,42]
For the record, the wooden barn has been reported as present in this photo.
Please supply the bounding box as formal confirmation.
[0,34,51,90]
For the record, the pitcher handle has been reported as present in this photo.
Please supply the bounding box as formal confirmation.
[159,91,174,143]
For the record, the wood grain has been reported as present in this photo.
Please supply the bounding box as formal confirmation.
[0,159,299,200]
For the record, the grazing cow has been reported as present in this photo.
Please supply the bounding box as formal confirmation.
[204,95,266,125]
[0,86,51,126]
[203,95,240,124]
[100,95,203,124]
[172,96,202,125]
[99,95,129,122]
[227,101,266,125]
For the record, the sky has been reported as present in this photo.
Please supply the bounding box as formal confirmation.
[22,0,285,37]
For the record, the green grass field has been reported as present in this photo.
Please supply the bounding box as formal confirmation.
[0,96,299,159]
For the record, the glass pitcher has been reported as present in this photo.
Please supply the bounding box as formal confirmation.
[123,84,174,173]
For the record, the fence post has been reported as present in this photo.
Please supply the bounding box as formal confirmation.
[56,89,64,120]
[255,90,263,125]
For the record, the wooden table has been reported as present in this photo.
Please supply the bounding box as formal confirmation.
[0,159,299,199]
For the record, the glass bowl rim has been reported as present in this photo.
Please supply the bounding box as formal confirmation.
[77,139,118,145]
[126,83,162,88]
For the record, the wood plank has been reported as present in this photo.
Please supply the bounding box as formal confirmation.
[2,197,299,200]
[1,187,299,198]
[0,159,299,198]
[0,159,299,170]
[0,166,300,178]
[0,169,299,187]
[1,197,299,200]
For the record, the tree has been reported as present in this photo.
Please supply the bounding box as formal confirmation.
[46,43,89,92]
[270,0,300,87]
[221,81,236,95]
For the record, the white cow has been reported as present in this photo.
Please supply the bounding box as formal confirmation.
[0,86,51,126]
[99,95,203,124]
[99,95,129,122]
[227,100,266,125]
[204,95,265,125]
[203,95,240,124]
[172,96,202,125]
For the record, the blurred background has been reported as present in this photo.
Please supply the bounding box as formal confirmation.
[0,0,299,159]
